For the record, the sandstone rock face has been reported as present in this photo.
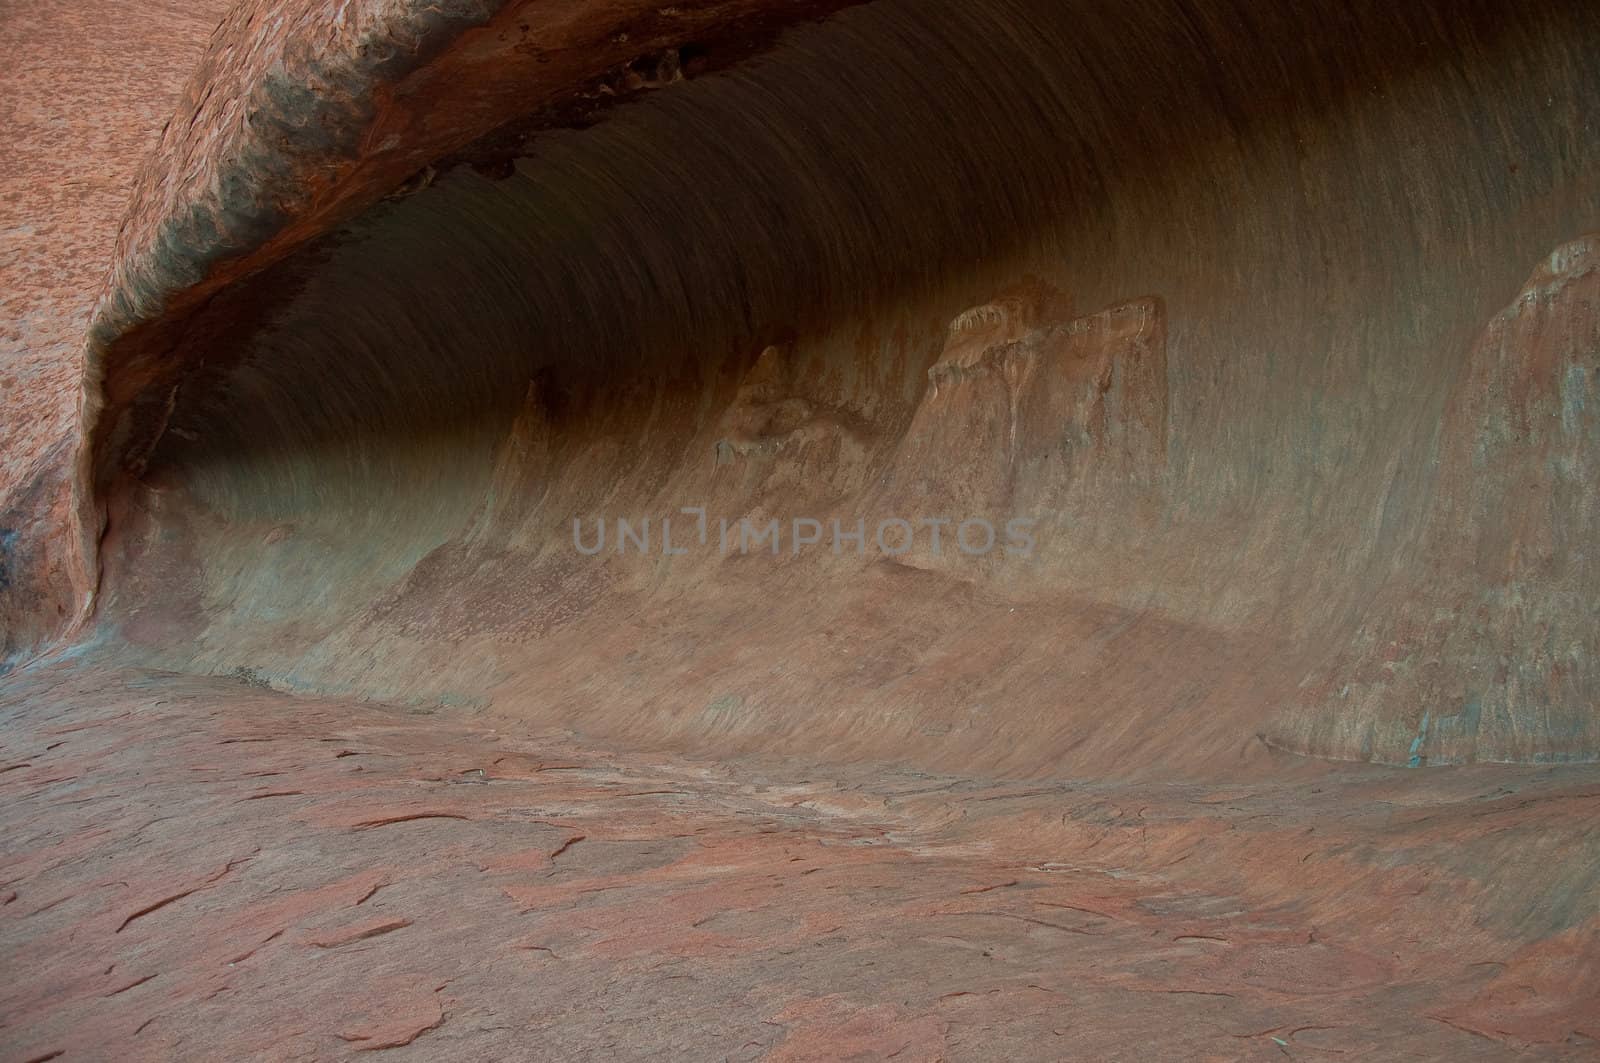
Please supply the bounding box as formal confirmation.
[54,0,1599,770]
[5,0,1600,1055]
[881,291,1167,540]
[82,0,868,492]
[1282,238,1600,763]
[0,1,233,670]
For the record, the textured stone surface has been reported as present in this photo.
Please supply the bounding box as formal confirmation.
[2,665,1597,1059]
[82,0,866,494]
[0,1,230,482]
[4,0,1600,1057]
[1287,238,1600,764]
[77,0,1600,767]
[0,0,233,667]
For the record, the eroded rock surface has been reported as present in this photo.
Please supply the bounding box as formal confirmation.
[2,665,1597,1059]
[4,0,1600,1057]
[0,0,234,670]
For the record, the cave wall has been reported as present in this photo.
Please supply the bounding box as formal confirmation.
[0,0,235,672]
[77,0,1600,774]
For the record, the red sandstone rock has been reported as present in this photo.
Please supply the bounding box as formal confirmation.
[0,1,232,669]
[5,0,1600,1059]
[307,915,414,949]
[2,666,1597,1057]
[334,976,446,1049]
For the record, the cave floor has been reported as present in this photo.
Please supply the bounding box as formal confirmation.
[2,663,1597,1061]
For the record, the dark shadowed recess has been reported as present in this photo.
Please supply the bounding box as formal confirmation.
[135,0,1566,470]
